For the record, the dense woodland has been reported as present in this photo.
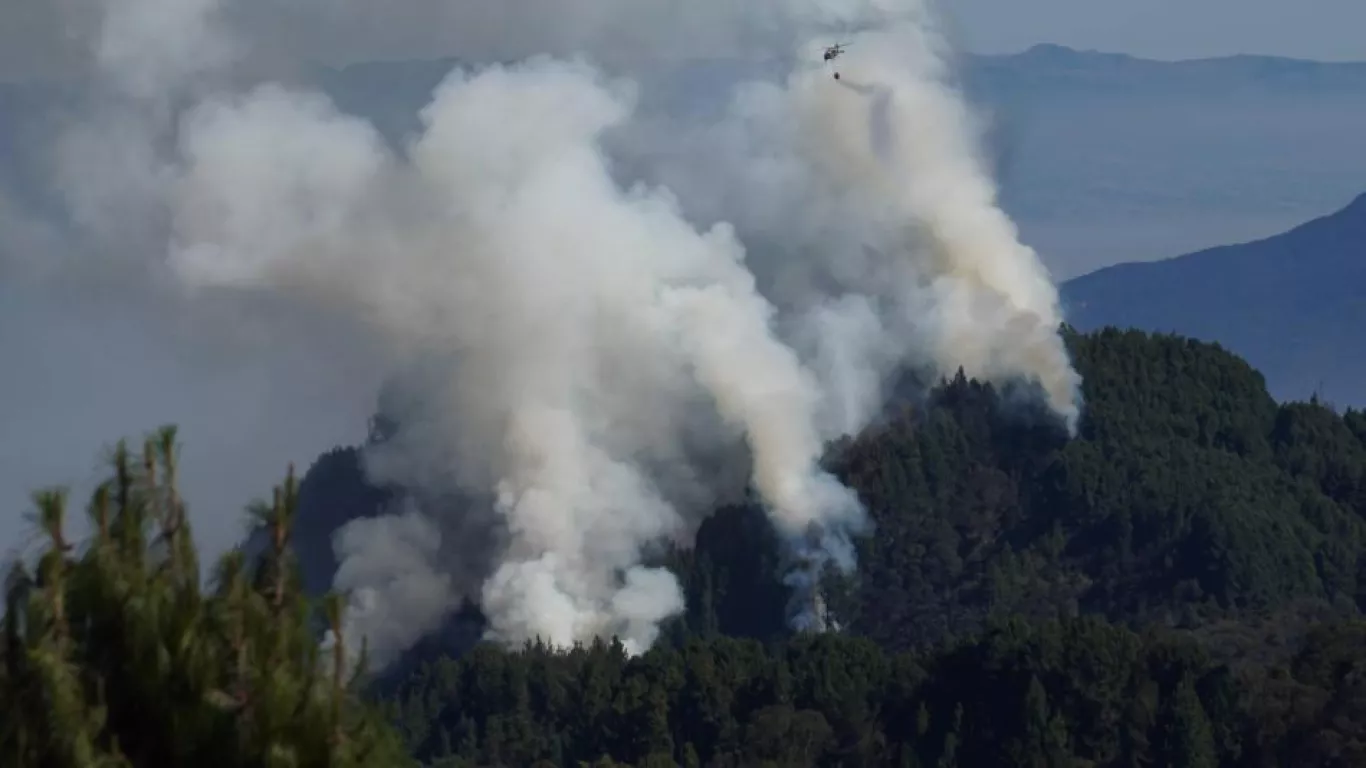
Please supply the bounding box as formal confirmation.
[4,327,1366,766]
[375,328,1366,767]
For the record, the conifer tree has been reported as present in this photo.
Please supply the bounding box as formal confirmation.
[0,427,412,767]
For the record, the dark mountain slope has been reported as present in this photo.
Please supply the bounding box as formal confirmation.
[1061,193,1366,407]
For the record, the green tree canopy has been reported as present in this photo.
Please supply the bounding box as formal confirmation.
[0,427,412,767]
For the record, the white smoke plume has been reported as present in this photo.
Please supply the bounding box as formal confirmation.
[809,23,1081,429]
[329,504,457,671]
[42,0,1082,668]
[93,0,237,100]
[165,55,868,654]
[622,12,1082,434]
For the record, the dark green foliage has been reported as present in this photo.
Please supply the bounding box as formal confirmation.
[661,329,1366,657]
[0,428,413,767]
[388,615,1366,767]
[10,326,1365,766]
[815,328,1366,649]
[385,613,1366,767]
[373,328,1366,766]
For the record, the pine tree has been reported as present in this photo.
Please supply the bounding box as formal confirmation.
[0,427,413,767]
[1158,678,1217,768]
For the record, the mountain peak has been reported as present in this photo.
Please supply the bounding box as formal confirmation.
[1022,43,1077,56]
[1061,192,1366,408]
[1279,188,1366,239]
[1013,43,1132,63]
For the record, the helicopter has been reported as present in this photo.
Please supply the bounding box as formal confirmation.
[823,42,850,79]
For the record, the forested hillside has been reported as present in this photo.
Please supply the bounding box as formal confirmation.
[5,327,1364,766]
[370,328,1366,767]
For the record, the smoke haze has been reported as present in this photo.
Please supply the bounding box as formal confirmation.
[3,0,1081,669]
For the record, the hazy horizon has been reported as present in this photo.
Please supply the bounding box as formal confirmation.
[2,2,1365,84]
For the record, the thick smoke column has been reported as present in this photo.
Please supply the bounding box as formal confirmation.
[806,19,1081,429]
[627,6,1082,436]
[165,56,868,657]
[661,265,868,628]
[51,0,1083,668]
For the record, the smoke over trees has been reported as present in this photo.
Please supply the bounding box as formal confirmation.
[19,0,1082,670]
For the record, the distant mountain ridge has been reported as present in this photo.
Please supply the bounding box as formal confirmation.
[1062,191,1366,407]
[310,44,1366,119]
[969,43,1366,99]
[303,45,1366,278]
[5,44,1366,276]
[315,42,1366,88]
